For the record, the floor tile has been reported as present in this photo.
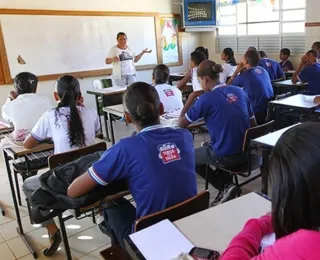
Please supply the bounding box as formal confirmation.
[18,247,78,260]
[6,236,30,259]
[79,245,107,260]
[0,241,16,260]
[68,225,111,258]
[1,215,39,241]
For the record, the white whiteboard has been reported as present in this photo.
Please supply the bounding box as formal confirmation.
[0,15,158,77]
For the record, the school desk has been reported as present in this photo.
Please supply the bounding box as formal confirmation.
[284,70,295,79]
[103,104,206,145]
[270,94,318,129]
[125,192,271,259]
[168,73,185,85]
[272,79,308,95]
[87,86,127,141]
[3,142,54,258]
[252,123,300,195]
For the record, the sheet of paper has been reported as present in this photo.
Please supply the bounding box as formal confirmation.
[100,86,127,93]
[129,219,194,260]
[165,109,182,119]
[303,95,317,102]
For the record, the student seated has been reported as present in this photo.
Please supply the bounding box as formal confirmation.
[153,64,183,113]
[258,51,285,81]
[22,75,100,256]
[2,72,52,141]
[220,47,237,84]
[178,60,256,206]
[195,46,209,59]
[177,51,206,92]
[312,41,320,60]
[221,123,320,260]
[279,48,294,72]
[67,82,197,248]
[228,50,274,125]
[292,50,320,95]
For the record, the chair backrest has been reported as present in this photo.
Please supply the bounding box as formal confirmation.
[275,91,293,100]
[48,142,107,169]
[243,120,275,152]
[134,191,210,232]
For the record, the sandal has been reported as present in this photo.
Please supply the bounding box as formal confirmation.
[43,230,62,256]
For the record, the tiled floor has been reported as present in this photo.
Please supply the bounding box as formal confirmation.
[0,121,264,260]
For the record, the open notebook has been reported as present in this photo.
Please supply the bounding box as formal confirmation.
[129,219,194,260]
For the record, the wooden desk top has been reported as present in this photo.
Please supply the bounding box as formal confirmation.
[253,123,300,147]
[87,86,127,96]
[175,193,271,252]
[270,94,319,109]
[272,79,307,87]
[5,142,54,157]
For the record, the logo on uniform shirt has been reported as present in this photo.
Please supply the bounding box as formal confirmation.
[255,68,263,74]
[266,62,272,67]
[158,143,181,164]
[226,93,238,103]
[164,89,175,97]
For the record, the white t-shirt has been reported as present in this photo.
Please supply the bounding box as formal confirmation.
[2,93,53,138]
[108,46,136,80]
[31,106,100,154]
[220,62,237,84]
[155,83,183,113]
[191,67,202,91]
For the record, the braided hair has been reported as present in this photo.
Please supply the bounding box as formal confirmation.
[55,75,85,148]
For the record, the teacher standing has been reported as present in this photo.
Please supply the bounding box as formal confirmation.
[106,32,152,86]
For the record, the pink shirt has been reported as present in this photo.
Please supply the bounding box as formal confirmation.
[221,215,320,260]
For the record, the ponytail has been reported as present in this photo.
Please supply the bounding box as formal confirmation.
[123,82,160,129]
[55,75,85,148]
[197,60,223,81]
[223,48,237,66]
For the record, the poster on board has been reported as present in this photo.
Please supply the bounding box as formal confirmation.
[160,17,180,64]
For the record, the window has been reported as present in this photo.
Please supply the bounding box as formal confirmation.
[217,0,305,54]
[218,0,305,36]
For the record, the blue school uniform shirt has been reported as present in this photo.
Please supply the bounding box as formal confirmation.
[88,125,197,219]
[259,58,285,80]
[186,85,254,157]
[298,63,320,95]
[232,67,274,114]
[279,59,294,71]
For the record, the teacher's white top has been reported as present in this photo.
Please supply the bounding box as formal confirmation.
[108,46,136,80]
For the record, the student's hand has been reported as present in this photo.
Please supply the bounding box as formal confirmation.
[301,55,308,64]
[113,56,120,62]
[142,48,152,54]
[8,91,17,100]
[77,96,85,107]
[235,62,245,73]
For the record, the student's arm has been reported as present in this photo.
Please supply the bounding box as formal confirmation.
[176,70,192,89]
[227,63,244,85]
[179,90,203,120]
[244,91,257,127]
[68,142,129,198]
[221,215,273,260]
[178,93,206,128]
[134,48,152,63]
[24,112,51,149]
[292,55,308,83]
[314,96,320,104]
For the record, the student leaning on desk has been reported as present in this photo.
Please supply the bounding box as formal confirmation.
[221,123,320,260]
[178,60,257,206]
[67,82,197,248]
[292,49,320,95]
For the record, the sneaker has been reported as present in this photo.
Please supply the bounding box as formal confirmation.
[211,185,237,207]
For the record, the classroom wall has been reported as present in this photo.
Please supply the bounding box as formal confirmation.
[0,0,201,108]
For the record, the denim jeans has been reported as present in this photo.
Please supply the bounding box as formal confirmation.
[195,146,245,191]
[103,198,136,248]
[115,75,137,86]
